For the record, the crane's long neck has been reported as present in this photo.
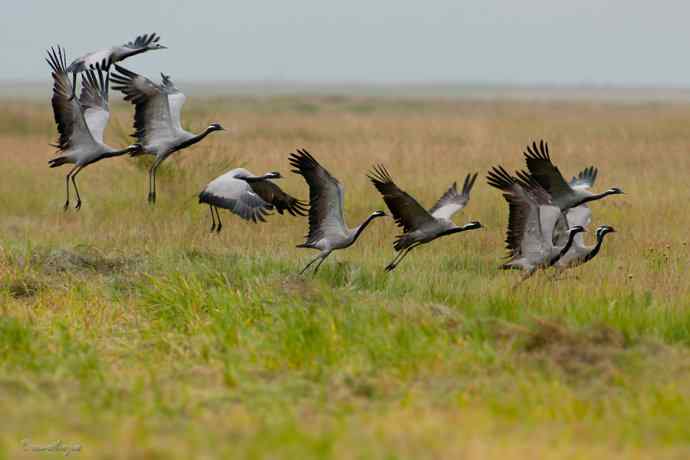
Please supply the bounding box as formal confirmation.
[350,215,380,245]
[573,190,616,207]
[584,232,608,263]
[177,127,214,150]
[118,47,149,61]
[439,225,474,237]
[550,230,579,266]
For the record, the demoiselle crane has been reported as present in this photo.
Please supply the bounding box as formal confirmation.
[368,165,481,272]
[288,149,386,275]
[522,140,623,211]
[67,33,166,98]
[110,65,224,204]
[199,168,307,232]
[486,166,585,279]
[46,47,141,210]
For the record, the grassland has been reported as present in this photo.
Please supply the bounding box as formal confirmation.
[1,92,690,459]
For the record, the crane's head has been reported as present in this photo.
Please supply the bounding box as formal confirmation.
[148,43,167,51]
[207,122,225,132]
[568,225,586,235]
[606,187,624,195]
[462,221,482,230]
[265,171,283,180]
[371,210,387,218]
[128,143,143,154]
[596,225,616,239]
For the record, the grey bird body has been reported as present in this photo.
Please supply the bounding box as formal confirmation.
[46,47,141,210]
[110,65,223,204]
[368,165,481,272]
[289,149,386,274]
[487,166,584,278]
[199,168,306,232]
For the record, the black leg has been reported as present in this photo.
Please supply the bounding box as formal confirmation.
[148,158,162,205]
[63,165,79,211]
[384,250,406,272]
[71,166,84,210]
[385,243,421,272]
[312,253,330,275]
[209,205,216,232]
[214,207,223,233]
[299,253,325,275]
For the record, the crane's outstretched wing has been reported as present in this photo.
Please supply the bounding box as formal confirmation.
[124,32,161,49]
[569,166,598,191]
[199,168,272,223]
[79,67,110,143]
[487,166,559,262]
[429,172,478,220]
[289,149,348,244]
[368,164,435,232]
[523,140,574,201]
[110,65,182,147]
[247,180,308,217]
[46,46,97,152]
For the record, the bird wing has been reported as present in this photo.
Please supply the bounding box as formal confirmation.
[289,149,349,242]
[67,48,113,73]
[367,164,435,232]
[160,73,186,132]
[110,65,179,147]
[78,67,110,144]
[124,32,161,49]
[523,140,575,203]
[248,180,308,216]
[487,165,558,261]
[46,46,98,151]
[201,168,272,223]
[429,172,478,220]
[569,166,598,191]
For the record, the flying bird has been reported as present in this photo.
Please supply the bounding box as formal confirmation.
[487,166,585,279]
[368,165,482,272]
[46,47,141,210]
[66,33,166,98]
[110,65,224,204]
[199,168,307,232]
[289,149,386,275]
[521,140,623,211]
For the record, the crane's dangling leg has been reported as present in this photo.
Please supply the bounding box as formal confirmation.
[385,243,421,272]
[299,251,329,275]
[312,252,331,275]
[63,165,80,211]
[71,166,84,210]
[209,205,216,232]
[214,206,223,233]
[148,157,163,204]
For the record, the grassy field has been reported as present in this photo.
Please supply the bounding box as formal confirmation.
[1,92,690,459]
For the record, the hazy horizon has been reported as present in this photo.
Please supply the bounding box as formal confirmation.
[3,1,690,87]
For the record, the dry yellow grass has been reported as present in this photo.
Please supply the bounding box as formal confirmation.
[1,94,690,459]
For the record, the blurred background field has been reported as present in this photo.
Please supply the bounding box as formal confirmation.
[1,86,690,459]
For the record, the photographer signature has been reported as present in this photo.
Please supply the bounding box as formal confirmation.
[22,439,81,456]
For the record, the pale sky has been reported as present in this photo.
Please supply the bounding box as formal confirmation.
[1,0,688,86]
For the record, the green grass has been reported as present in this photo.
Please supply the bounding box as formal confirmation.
[2,96,690,458]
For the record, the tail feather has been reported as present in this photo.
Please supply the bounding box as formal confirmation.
[48,156,70,168]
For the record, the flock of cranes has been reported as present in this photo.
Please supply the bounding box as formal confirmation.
[45,34,624,279]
